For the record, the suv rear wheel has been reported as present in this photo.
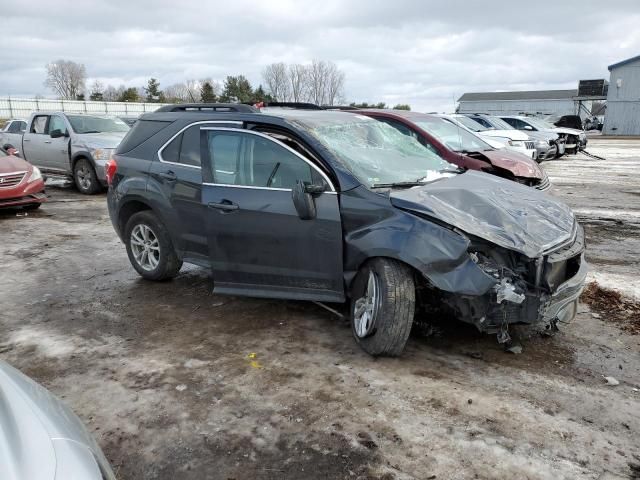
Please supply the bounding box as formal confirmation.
[74,158,101,194]
[124,211,183,280]
[350,258,415,356]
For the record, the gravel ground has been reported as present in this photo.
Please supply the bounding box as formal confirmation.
[1,137,639,480]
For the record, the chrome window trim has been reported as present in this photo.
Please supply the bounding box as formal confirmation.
[201,127,337,192]
[201,182,337,194]
[157,120,244,169]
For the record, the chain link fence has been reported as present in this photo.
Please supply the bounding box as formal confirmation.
[0,97,171,119]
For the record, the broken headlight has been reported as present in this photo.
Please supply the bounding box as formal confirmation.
[468,248,527,305]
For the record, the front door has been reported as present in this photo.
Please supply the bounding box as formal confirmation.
[201,127,344,302]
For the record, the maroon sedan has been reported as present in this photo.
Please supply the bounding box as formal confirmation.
[0,149,46,210]
[355,110,550,190]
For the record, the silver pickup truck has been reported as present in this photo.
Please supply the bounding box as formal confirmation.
[14,112,130,194]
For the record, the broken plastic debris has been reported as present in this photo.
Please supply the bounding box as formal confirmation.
[506,344,523,354]
[247,352,262,369]
[603,376,620,386]
[176,384,187,392]
[495,279,525,304]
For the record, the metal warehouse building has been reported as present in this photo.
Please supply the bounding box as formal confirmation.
[457,89,578,116]
[603,55,640,136]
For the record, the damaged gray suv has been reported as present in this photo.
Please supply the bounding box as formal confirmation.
[106,104,587,356]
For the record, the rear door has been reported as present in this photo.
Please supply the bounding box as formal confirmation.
[22,115,51,168]
[201,127,344,302]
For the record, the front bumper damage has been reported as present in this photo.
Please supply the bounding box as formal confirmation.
[439,224,587,338]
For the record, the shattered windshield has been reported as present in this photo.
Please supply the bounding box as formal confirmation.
[415,118,493,153]
[303,116,458,188]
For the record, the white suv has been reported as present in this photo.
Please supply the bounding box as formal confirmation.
[438,114,536,159]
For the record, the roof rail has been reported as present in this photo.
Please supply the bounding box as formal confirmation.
[155,103,259,113]
[324,105,359,111]
[258,102,324,110]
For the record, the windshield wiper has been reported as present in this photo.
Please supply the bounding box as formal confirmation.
[438,167,464,174]
[371,181,427,189]
[80,130,101,134]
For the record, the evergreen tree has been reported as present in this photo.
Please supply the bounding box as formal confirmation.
[144,78,165,102]
[200,81,217,102]
[219,75,254,103]
[118,87,139,102]
[393,104,411,111]
[253,84,274,103]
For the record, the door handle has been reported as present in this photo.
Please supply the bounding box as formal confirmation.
[23,139,30,142]
[208,200,239,212]
[44,140,52,144]
[159,171,177,182]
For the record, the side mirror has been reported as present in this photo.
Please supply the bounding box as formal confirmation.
[292,180,324,220]
[524,125,534,131]
[50,129,64,138]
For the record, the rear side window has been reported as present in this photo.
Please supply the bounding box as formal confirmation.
[117,120,171,154]
[7,121,26,133]
[159,125,201,167]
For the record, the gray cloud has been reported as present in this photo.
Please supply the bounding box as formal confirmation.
[2,0,639,111]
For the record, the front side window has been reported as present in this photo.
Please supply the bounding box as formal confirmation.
[48,116,67,135]
[31,116,48,134]
[67,115,129,134]
[206,130,315,189]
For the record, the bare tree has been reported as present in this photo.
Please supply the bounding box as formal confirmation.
[324,62,345,106]
[102,85,119,102]
[306,60,329,105]
[262,63,290,101]
[288,64,308,102]
[44,60,87,99]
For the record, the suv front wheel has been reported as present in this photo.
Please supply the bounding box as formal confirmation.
[350,258,415,356]
[124,211,183,281]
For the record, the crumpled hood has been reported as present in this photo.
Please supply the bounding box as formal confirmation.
[551,127,584,136]
[390,171,575,258]
[480,149,543,179]
[73,132,126,149]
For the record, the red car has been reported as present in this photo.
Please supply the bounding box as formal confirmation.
[0,148,46,209]
[355,110,550,190]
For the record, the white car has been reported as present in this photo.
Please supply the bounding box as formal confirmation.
[437,114,536,159]
[500,116,587,154]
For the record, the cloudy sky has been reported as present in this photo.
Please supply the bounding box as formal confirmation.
[2,0,640,111]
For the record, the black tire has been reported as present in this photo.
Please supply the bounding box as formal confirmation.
[350,258,416,357]
[124,210,182,281]
[73,158,101,194]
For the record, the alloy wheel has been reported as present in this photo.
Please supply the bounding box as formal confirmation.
[130,224,160,271]
[76,164,92,190]
[354,271,380,338]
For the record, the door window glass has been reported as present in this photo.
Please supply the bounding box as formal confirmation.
[207,131,314,189]
[31,116,48,134]
[8,121,26,133]
[48,116,67,135]
[160,126,202,167]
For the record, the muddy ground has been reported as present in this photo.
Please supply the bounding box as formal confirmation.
[1,137,639,480]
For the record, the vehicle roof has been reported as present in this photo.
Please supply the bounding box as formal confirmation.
[353,109,443,122]
[28,112,119,118]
